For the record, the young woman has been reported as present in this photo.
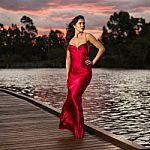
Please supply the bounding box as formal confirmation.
[59,15,105,139]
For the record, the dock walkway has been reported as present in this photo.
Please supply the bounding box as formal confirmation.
[0,89,148,150]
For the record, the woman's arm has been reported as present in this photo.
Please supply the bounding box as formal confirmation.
[66,48,71,80]
[85,33,105,66]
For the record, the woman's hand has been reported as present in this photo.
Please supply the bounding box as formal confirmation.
[85,57,94,66]
[86,33,105,65]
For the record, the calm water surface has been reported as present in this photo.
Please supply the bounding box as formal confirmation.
[0,68,149,148]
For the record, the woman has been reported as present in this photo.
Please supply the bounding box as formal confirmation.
[59,15,105,139]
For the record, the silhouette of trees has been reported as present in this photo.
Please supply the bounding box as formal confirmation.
[0,15,66,68]
[48,29,64,47]
[0,12,149,68]
[20,15,38,38]
[101,11,150,68]
[47,29,65,67]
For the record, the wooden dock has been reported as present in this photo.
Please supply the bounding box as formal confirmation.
[0,89,148,150]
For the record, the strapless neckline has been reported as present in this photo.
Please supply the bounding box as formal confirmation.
[69,43,87,49]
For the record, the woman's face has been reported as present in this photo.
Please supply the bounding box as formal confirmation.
[74,19,85,33]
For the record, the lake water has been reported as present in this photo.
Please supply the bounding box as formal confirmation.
[0,68,149,148]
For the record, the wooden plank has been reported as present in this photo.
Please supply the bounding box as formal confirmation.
[0,92,120,150]
[0,90,122,150]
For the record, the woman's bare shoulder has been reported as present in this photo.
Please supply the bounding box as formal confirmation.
[85,33,95,41]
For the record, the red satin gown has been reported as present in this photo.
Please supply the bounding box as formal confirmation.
[59,43,92,139]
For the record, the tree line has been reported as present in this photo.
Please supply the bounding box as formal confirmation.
[100,11,150,68]
[0,11,150,68]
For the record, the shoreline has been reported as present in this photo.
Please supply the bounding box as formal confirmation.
[0,66,150,70]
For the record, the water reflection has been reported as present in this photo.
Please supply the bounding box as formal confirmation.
[0,68,149,148]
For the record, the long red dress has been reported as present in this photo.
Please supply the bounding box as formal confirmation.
[59,43,92,139]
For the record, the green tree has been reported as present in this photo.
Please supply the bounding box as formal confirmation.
[33,35,48,61]
[48,29,64,48]
[20,16,38,61]
[101,11,150,68]
[20,15,38,38]
[48,29,65,59]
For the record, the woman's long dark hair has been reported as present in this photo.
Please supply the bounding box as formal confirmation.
[66,15,85,46]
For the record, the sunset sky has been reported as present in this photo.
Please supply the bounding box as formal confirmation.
[0,0,150,38]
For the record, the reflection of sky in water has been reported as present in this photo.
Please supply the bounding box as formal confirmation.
[0,68,150,148]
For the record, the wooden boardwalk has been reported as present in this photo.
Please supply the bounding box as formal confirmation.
[0,90,123,150]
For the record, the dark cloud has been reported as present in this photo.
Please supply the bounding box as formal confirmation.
[0,0,149,12]
[0,0,149,36]
[0,0,55,11]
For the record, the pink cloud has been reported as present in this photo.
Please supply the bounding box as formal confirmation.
[0,0,150,38]
[132,6,150,13]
